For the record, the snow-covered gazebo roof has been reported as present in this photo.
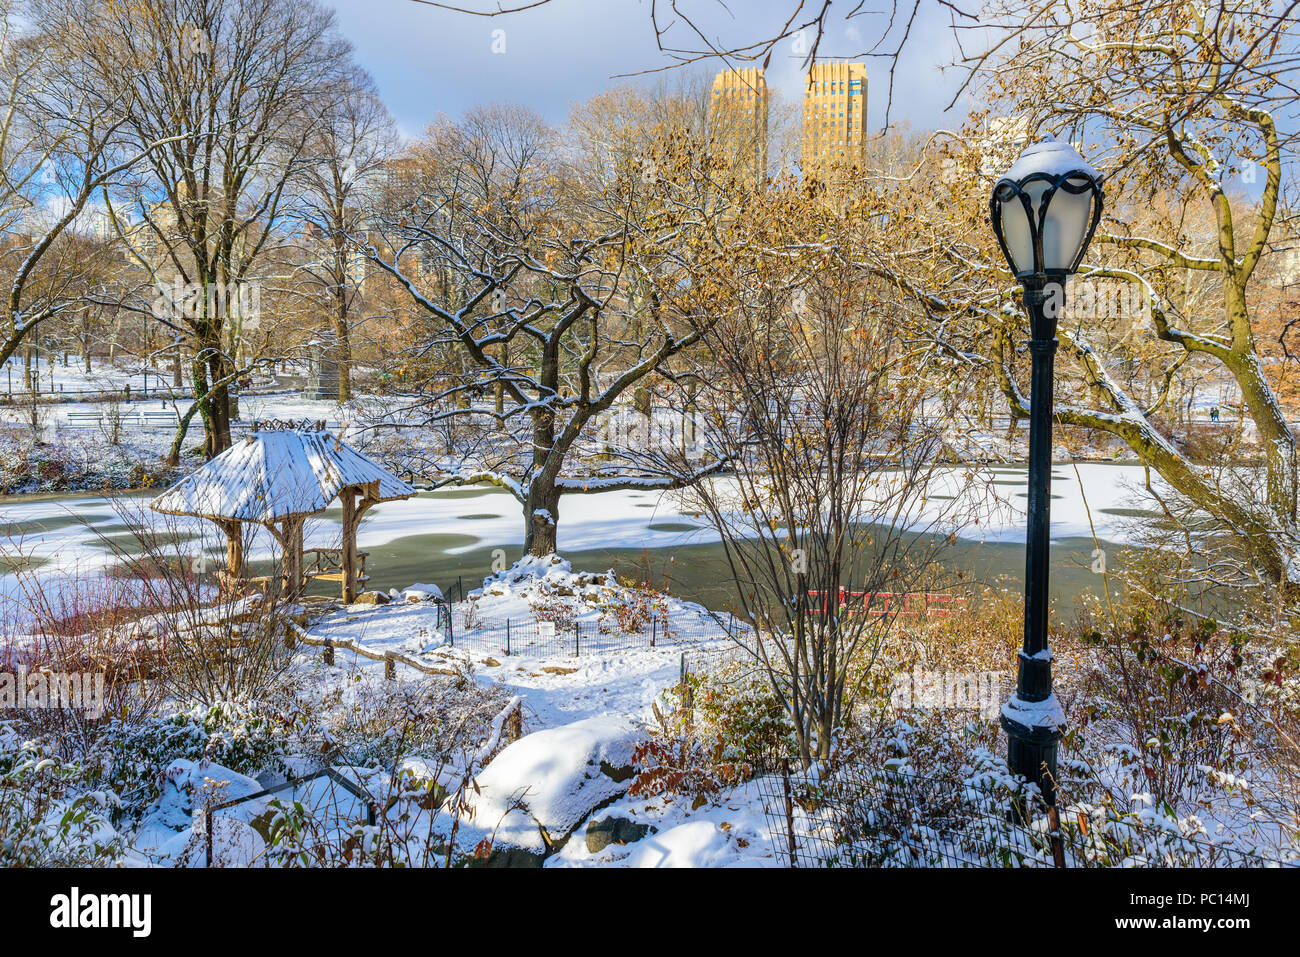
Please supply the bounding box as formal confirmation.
[151,428,415,524]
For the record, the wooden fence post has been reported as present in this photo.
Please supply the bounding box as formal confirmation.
[384,652,396,681]
[1049,805,1066,868]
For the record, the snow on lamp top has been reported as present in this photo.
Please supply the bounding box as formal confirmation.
[990,134,1103,280]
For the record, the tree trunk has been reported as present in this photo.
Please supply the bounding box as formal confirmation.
[334,298,352,404]
[204,347,234,456]
[191,355,216,460]
[166,398,205,468]
[523,479,559,556]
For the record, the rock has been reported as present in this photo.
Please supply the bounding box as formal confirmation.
[460,715,641,860]
[402,583,444,602]
[353,591,390,605]
[480,845,546,868]
[586,815,652,854]
[135,759,265,866]
[599,759,635,783]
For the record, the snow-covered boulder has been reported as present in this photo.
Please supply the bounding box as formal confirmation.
[146,758,263,830]
[401,583,444,602]
[469,555,620,614]
[134,759,264,866]
[463,713,641,862]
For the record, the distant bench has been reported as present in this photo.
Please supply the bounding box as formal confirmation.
[59,409,180,430]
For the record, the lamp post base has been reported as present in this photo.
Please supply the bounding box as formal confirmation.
[1001,714,1062,808]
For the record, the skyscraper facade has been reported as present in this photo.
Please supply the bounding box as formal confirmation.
[709,67,769,180]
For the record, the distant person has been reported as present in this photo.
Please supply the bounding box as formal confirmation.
[1210,406,1220,423]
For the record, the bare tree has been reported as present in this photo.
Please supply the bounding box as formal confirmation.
[57,0,354,457]
[0,2,179,373]
[641,167,970,763]
[955,1,1300,618]
[360,107,730,556]
[291,66,399,402]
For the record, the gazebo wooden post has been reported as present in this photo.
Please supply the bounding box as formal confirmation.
[350,484,382,602]
[292,518,306,598]
[341,489,359,603]
[353,486,379,598]
[277,517,306,599]
[221,519,244,579]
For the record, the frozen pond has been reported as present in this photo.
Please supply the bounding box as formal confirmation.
[0,463,1164,613]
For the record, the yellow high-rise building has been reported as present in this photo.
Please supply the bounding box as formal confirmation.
[801,63,867,180]
[709,67,769,180]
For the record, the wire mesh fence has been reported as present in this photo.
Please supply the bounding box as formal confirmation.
[441,605,746,658]
[755,762,1300,868]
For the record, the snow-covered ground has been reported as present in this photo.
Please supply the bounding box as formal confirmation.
[0,354,154,395]
[107,555,780,867]
[307,560,735,731]
[292,555,784,867]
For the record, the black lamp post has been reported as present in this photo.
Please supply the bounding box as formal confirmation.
[989,135,1103,806]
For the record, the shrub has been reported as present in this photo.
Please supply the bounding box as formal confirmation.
[600,577,670,635]
[1068,602,1252,812]
[528,584,578,630]
[0,731,125,866]
[314,667,513,770]
[631,662,795,803]
[90,702,297,824]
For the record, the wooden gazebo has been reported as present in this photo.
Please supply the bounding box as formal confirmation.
[150,421,416,601]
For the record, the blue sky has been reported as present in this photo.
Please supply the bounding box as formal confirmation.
[325,0,971,138]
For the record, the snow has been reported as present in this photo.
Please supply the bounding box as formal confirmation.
[400,583,443,601]
[133,758,264,866]
[0,462,1185,608]
[1001,692,1067,730]
[1002,134,1102,183]
[547,779,782,868]
[619,820,732,867]
[458,713,640,854]
[150,428,415,523]
[305,557,735,730]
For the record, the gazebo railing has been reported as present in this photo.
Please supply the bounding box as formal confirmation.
[301,547,368,588]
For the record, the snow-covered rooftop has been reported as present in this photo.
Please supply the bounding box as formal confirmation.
[150,429,416,524]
